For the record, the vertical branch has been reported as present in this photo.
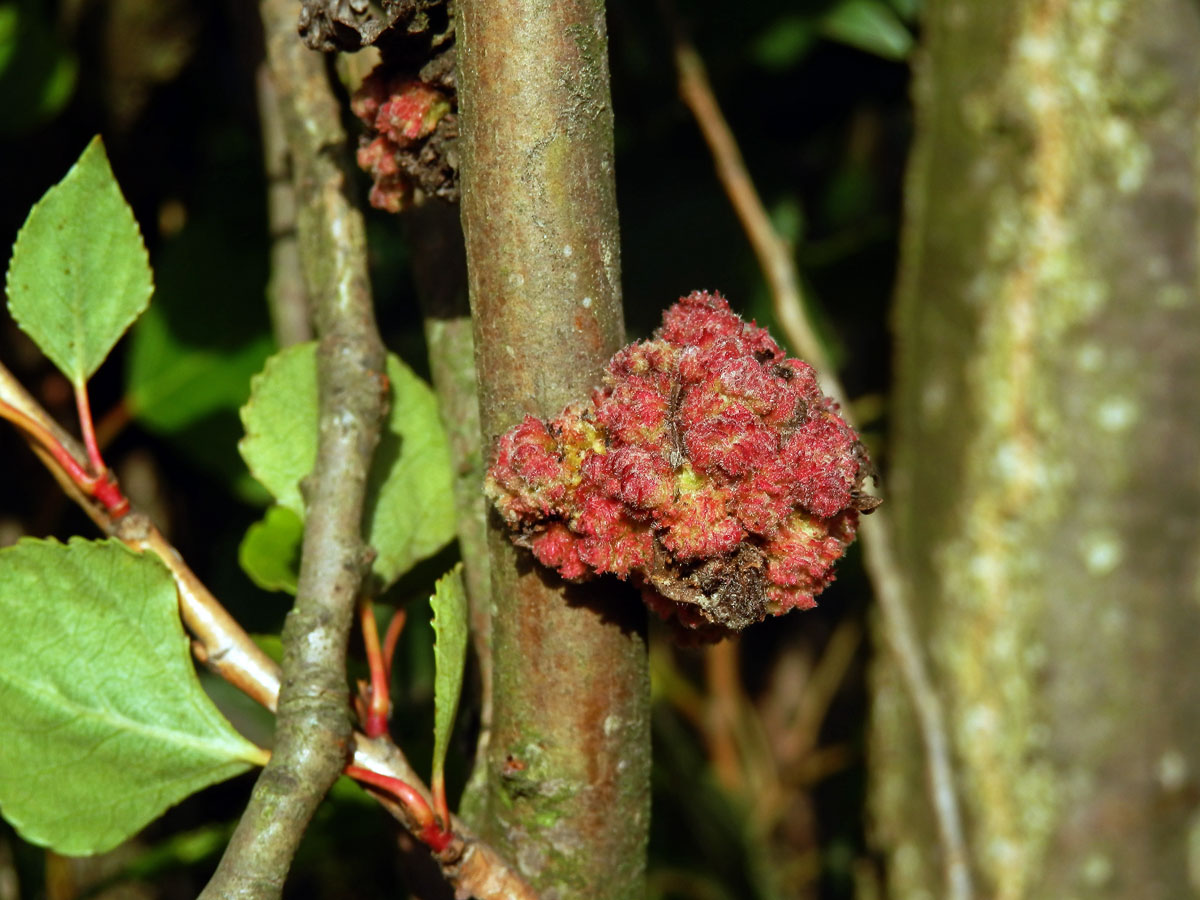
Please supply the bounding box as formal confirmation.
[198,2,386,897]
[256,64,312,348]
[456,1,652,897]
[406,202,494,811]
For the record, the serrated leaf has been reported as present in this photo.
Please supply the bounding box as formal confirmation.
[0,538,267,855]
[430,564,467,793]
[238,342,456,589]
[822,0,913,61]
[5,136,153,384]
[239,504,303,594]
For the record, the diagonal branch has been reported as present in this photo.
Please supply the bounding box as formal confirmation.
[197,1,387,896]
[1,352,538,899]
[661,3,835,399]
[663,16,974,900]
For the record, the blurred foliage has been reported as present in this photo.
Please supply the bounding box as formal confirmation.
[0,0,909,896]
[0,1,78,136]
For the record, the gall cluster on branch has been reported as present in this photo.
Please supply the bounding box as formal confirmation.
[352,68,454,213]
[485,291,879,639]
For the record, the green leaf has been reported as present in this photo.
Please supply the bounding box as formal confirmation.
[0,2,78,135]
[5,136,153,384]
[125,189,272,435]
[239,342,456,589]
[821,0,913,61]
[429,564,468,792]
[127,301,273,434]
[0,538,267,855]
[751,15,817,70]
[888,0,922,22]
[239,504,303,594]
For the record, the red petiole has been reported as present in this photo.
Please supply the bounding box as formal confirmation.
[344,764,453,852]
[73,380,106,475]
[0,396,129,517]
[357,599,392,738]
[382,607,406,680]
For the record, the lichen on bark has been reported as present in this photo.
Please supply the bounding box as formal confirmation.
[874,1,1200,897]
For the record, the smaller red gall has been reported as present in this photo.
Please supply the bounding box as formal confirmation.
[351,68,452,213]
[485,291,880,640]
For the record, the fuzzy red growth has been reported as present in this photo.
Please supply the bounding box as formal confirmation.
[351,68,451,213]
[485,291,877,638]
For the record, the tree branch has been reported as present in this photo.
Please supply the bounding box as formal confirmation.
[662,3,835,398]
[2,349,540,898]
[405,202,494,822]
[256,63,313,348]
[456,1,652,896]
[663,18,974,900]
[197,2,387,896]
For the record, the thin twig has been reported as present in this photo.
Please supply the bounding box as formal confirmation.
[664,15,974,900]
[861,516,973,899]
[197,1,389,894]
[256,64,312,348]
[405,201,495,813]
[663,5,837,403]
[703,639,746,794]
[792,620,862,761]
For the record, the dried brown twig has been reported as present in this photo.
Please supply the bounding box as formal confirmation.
[664,13,974,900]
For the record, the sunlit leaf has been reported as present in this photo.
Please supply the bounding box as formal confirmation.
[5,137,152,384]
[239,504,303,594]
[0,538,267,855]
[239,342,456,589]
[822,0,913,61]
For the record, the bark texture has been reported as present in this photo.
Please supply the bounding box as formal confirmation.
[873,1,1200,898]
[199,2,386,897]
[455,1,651,897]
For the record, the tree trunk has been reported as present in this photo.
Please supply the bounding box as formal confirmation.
[872,1,1200,897]
[454,2,651,898]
